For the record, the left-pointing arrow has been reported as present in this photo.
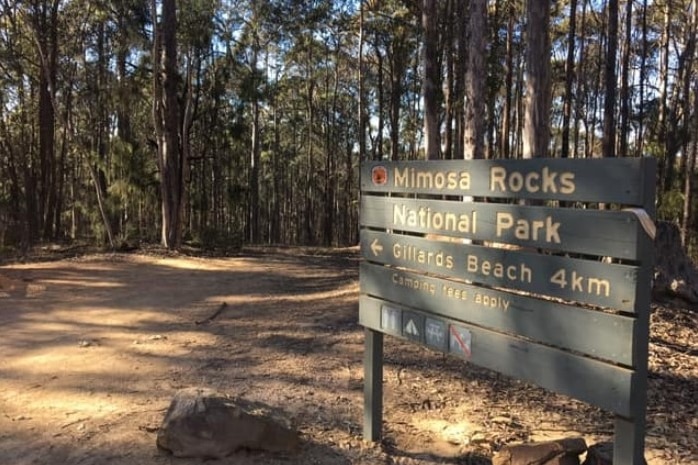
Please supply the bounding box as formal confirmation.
[370,238,384,256]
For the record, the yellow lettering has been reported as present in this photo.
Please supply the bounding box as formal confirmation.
[496,213,561,244]
[466,254,533,284]
[531,219,545,240]
[525,172,540,192]
[560,172,576,194]
[447,172,457,189]
[394,168,408,187]
[489,166,577,195]
[496,212,514,236]
[482,260,491,276]
[459,172,471,189]
[515,219,528,239]
[509,172,524,192]
[521,263,532,283]
[490,167,506,191]
[467,254,478,272]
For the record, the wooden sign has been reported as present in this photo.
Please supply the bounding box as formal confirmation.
[360,229,640,311]
[359,158,656,465]
[361,196,645,259]
[361,158,655,205]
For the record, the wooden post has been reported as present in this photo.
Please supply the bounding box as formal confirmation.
[614,159,655,464]
[363,328,383,442]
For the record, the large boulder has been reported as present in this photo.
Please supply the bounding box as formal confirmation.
[156,387,300,459]
[493,437,587,465]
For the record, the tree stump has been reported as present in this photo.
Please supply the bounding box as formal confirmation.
[653,221,698,305]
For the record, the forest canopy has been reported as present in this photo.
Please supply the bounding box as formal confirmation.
[0,0,696,253]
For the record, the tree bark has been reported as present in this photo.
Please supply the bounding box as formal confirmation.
[422,0,440,160]
[502,3,515,159]
[152,0,184,249]
[637,0,648,156]
[464,0,487,160]
[602,0,619,158]
[561,0,577,158]
[358,3,367,162]
[618,0,632,157]
[522,0,552,159]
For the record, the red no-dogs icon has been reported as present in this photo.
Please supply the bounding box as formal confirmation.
[371,166,388,186]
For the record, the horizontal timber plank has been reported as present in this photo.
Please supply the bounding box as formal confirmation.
[359,295,635,417]
[360,262,636,366]
[360,230,639,312]
[361,158,654,206]
[360,196,642,260]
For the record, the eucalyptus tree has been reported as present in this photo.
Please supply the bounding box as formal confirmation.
[522,0,552,159]
[422,0,440,160]
[560,0,578,159]
[464,0,488,160]
[602,0,619,158]
[151,0,183,249]
[0,1,34,245]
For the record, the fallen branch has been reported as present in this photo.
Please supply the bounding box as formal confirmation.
[195,302,228,325]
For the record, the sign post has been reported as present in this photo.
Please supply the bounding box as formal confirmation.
[363,328,383,441]
[359,158,656,464]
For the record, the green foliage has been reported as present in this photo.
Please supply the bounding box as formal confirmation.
[658,189,685,223]
[1,0,698,249]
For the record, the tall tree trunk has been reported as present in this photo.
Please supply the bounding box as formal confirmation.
[304,45,315,245]
[453,0,467,160]
[522,0,552,159]
[502,2,515,159]
[574,0,589,158]
[681,77,698,248]
[443,0,455,160]
[33,0,61,240]
[561,0,577,158]
[637,0,649,157]
[249,57,260,244]
[422,0,440,160]
[464,0,487,160]
[388,36,407,161]
[602,0,619,158]
[658,1,671,189]
[358,3,367,162]
[152,0,183,249]
[618,0,632,157]
[375,41,384,160]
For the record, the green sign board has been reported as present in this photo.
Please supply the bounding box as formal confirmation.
[359,158,656,465]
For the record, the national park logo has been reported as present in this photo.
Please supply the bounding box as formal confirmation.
[371,166,388,186]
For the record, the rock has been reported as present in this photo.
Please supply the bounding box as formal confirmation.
[156,387,300,459]
[582,442,647,465]
[493,437,587,465]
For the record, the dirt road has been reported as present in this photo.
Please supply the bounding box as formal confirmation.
[0,250,695,464]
